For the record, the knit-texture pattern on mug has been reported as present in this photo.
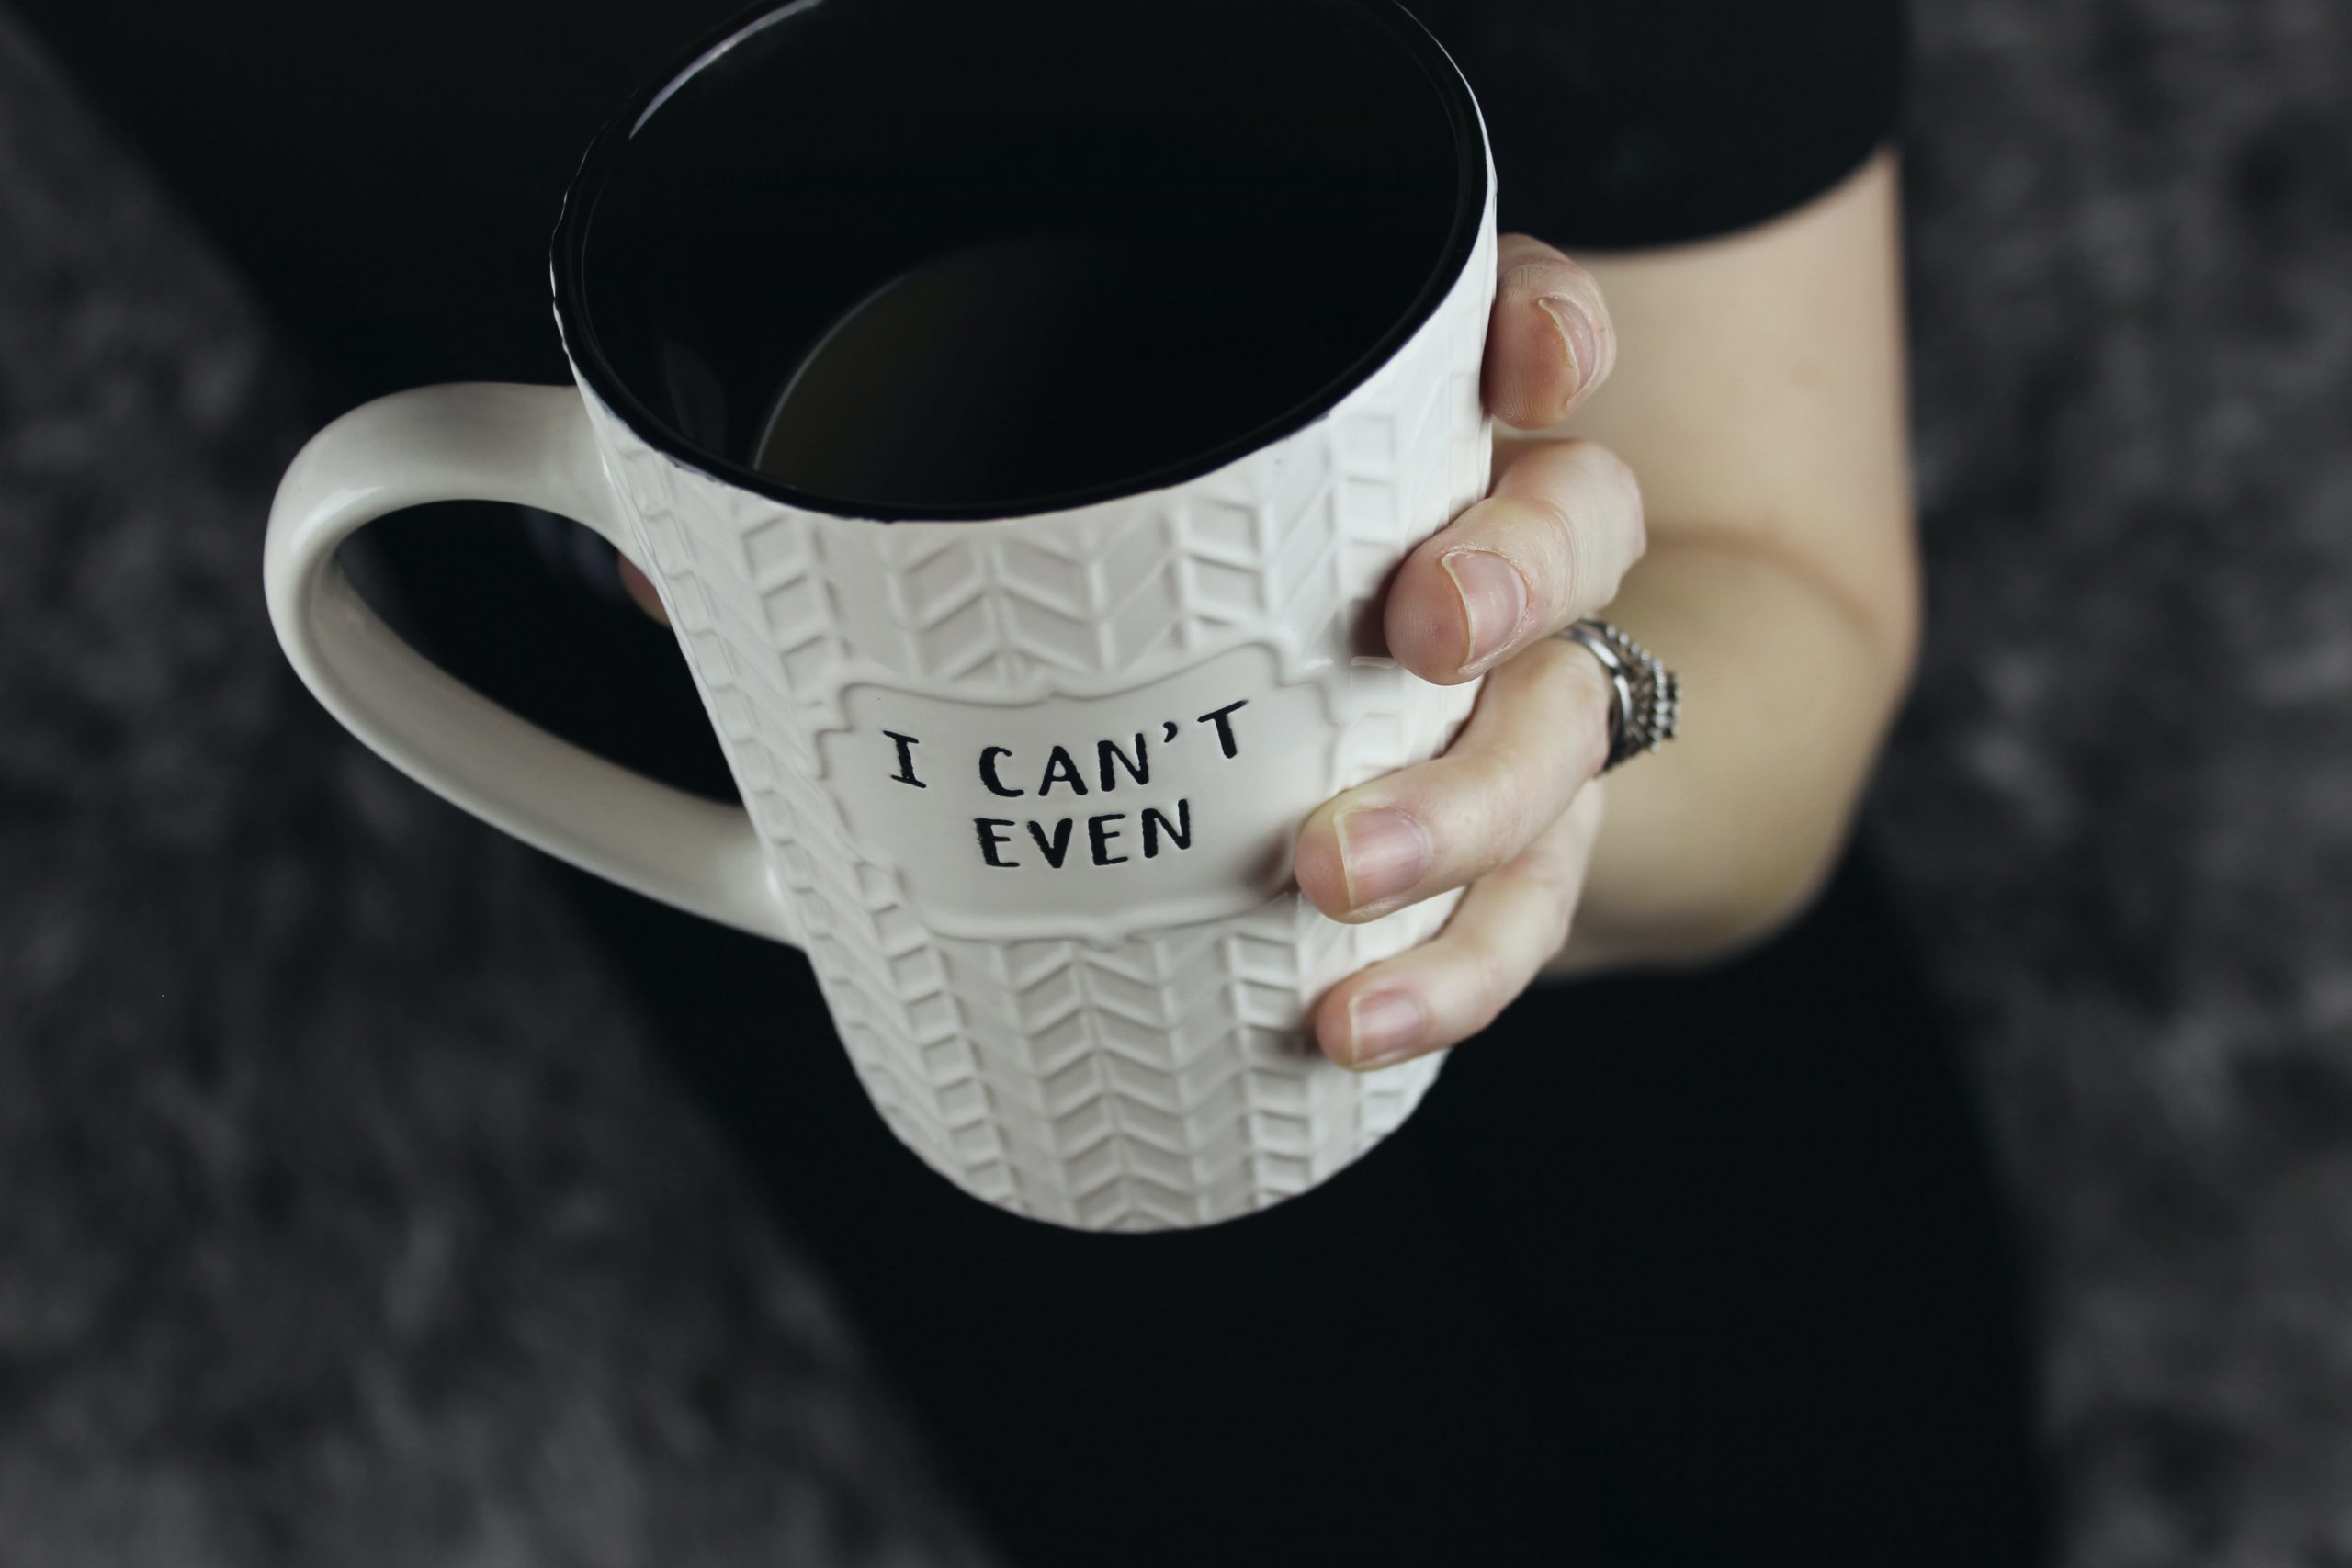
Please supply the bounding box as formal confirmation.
[573,195,1498,1230]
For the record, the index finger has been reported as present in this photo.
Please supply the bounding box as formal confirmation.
[1483,233,1618,431]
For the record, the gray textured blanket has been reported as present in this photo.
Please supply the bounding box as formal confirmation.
[0,18,996,1566]
[1884,1,2352,1562]
[5,0,2351,1563]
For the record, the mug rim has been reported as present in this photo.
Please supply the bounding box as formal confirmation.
[548,0,1490,524]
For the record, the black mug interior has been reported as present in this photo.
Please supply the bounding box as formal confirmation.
[554,0,1485,521]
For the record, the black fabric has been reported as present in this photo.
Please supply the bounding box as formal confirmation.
[1420,0,1908,246]
[15,0,1906,415]
[18,1,2039,1562]
[567,852,2046,1566]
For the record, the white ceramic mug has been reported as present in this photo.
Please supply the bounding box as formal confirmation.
[265,0,1496,1230]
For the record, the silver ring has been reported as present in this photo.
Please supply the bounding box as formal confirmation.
[1560,619,1680,773]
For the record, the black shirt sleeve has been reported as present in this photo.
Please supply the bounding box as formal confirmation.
[1406,0,1908,249]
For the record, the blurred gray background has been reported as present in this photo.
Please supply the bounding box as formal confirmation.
[4,0,2349,1563]
[1885,2,2352,1560]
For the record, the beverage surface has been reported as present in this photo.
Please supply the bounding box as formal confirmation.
[750,233,1347,512]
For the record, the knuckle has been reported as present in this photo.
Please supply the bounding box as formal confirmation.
[1498,243,1588,298]
[1494,446,1641,623]
[1496,258,1553,299]
[1496,231,1557,263]
[1502,488,1582,620]
[1452,650,1602,828]
[1524,854,1585,953]
[1494,742,1558,852]
[1493,842,1583,958]
[1430,762,1521,882]
[1562,443,1642,591]
[1496,709,1571,822]
[1594,446,1647,561]
[1594,440,1643,509]
[1430,780,1558,900]
[1566,434,1632,495]
[1462,939,1519,1035]
[1515,637,1613,775]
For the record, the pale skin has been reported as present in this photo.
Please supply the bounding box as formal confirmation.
[627,149,1917,1074]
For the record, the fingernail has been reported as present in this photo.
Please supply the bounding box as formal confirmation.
[1537,294,1600,401]
[1346,989,1428,1069]
[1441,548,1529,673]
[1335,807,1429,913]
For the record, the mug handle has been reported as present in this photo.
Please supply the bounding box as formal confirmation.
[264,381,800,946]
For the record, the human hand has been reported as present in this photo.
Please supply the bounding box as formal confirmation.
[1295,233,1645,1072]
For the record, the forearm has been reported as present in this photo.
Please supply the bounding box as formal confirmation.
[1503,150,1916,976]
[1545,519,1917,975]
